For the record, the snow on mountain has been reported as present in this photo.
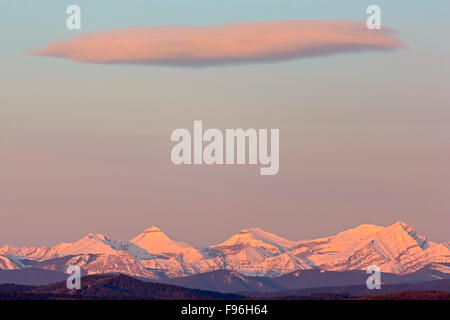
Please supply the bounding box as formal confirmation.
[29,253,159,279]
[208,228,305,276]
[213,221,450,276]
[0,245,55,261]
[67,253,159,278]
[130,226,205,261]
[0,254,30,270]
[291,221,450,275]
[0,233,161,277]
[48,233,156,260]
[427,262,450,274]
[49,234,121,256]
[290,223,390,268]
[0,255,20,270]
[129,226,217,278]
[218,251,314,277]
[0,233,156,261]
[1,222,449,278]
[213,228,295,255]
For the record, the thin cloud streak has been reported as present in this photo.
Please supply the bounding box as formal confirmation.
[31,20,403,66]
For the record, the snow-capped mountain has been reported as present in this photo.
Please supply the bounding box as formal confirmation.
[130,226,203,260]
[208,228,309,277]
[1,221,449,279]
[49,233,157,260]
[213,228,295,255]
[0,255,25,270]
[0,233,155,261]
[129,226,216,278]
[29,253,159,279]
[0,234,161,278]
[0,245,55,261]
[289,221,449,275]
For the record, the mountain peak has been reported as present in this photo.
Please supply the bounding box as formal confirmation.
[329,221,427,251]
[385,221,416,234]
[214,227,294,251]
[85,233,109,241]
[383,221,429,249]
[241,227,268,234]
[332,223,385,239]
[329,222,422,244]
[143,226,162,233]
[130,227,199,256]
[48,232,128,257]
[392,220,410,229]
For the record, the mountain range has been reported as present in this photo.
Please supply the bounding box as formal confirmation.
[1,221,449,284]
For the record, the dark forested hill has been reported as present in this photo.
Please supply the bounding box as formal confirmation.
[0,274,244,300]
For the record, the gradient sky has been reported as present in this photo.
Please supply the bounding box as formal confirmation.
[1,0,449,247]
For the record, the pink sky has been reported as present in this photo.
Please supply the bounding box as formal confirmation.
[1,11,449,247]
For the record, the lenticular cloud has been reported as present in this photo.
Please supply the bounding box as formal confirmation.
[31,20,403,66]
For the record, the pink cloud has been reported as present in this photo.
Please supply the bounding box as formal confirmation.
[31,20,403,66]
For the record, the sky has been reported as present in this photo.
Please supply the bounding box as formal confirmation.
[1,0,449,247]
